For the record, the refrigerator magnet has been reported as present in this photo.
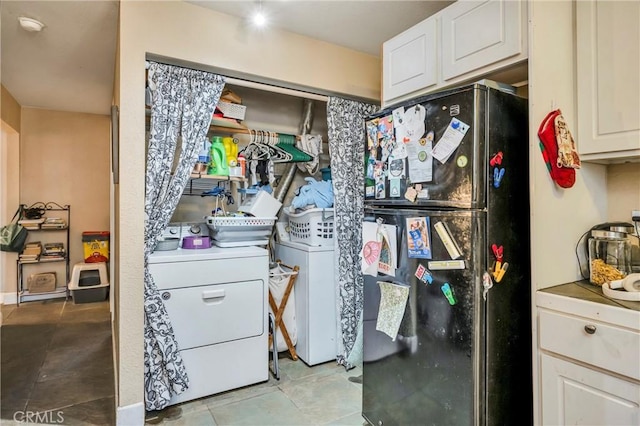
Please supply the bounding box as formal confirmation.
[434,221,463,260]
[404,186,418,202]
[441,283,456,305]
[406,217,432,259]
[389,179,401,197]
[493,167,505,188]
[415,264,426,279]
[490,151,504,167]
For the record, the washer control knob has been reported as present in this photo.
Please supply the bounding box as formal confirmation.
[161,292,171,300]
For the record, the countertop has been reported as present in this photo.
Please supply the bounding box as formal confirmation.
[540,280,640,312]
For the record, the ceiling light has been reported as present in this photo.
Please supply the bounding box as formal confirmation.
[252,1,267,28]
[18,17,45,32]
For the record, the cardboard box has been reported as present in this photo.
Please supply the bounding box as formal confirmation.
[28,272,56,293]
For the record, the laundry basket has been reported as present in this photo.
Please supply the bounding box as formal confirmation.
[284,207,334,247]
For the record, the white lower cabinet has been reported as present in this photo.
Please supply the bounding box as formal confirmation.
[537,293,640,425]
[540,353,640,426]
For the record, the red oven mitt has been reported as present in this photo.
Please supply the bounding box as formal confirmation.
[537,109,576,188]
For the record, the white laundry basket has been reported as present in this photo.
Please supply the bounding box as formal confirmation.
[284,207,334,247]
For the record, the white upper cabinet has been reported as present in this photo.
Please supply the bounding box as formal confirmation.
[382,0,528,107]
[576,0,640,162]
[383,17,438,104]
[440,0,526,81]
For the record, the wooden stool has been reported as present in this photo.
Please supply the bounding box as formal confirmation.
[268,261,299,362]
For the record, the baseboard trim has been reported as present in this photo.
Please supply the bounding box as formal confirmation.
[1,292,17,305]
[116,402,144,426]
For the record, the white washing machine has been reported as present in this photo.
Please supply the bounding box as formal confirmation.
[274,240,337,366]
[149,225,269,405]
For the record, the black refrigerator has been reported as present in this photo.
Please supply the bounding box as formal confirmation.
[361,82,532,426]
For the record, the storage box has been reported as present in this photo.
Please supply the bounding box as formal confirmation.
[239,190,282,217]
[217,101,246,120]
[27,272,56,293]
[68,281,109,304]
[82,231,110,263]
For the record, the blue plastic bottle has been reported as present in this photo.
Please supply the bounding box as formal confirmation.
[209,136,229,176]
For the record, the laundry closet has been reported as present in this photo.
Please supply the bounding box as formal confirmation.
[145,68,339,406]
[170,80,331,224]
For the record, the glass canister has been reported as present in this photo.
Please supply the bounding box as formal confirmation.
[588,230,631,285]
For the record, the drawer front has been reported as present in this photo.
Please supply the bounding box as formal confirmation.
[150,256,268,290]
[170,336,268,405]
[160,279,265,350]
[539,309,640,380]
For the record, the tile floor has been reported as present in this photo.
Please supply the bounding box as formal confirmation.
[1,299,115,425]
[146,356,365,426]
[1,299,366,426]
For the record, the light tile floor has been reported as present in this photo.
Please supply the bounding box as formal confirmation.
[146,357,365,426]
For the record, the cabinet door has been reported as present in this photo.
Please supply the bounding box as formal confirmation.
[576,0,640,161]
[540,353,640,425]
[382,16,438,105]
[440,0,526,81]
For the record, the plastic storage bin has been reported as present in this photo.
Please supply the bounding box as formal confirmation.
[284,208,334,247]
[82,231,110,263]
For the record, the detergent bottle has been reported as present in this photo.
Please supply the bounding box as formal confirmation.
[209,136,229,176]
[222,137,238,166]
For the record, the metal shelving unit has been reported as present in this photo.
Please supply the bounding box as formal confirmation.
[16,202,70,305]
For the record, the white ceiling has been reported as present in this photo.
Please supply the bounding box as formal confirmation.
[1,0,452,116]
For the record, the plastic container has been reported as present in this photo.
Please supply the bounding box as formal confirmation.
[223,137,238,166]
[588,230,631,285]
[239,190,282,217]
[68,281,109,304]
[284,207,334,247]
[82,231,110,263]
[209,136,229,176]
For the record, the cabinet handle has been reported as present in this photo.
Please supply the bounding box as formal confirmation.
[584,324,597,335]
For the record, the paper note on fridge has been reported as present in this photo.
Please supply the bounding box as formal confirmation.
[376,281,410,341]
[431,118,470,164]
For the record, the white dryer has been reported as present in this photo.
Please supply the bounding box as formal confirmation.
[148,245,269,405]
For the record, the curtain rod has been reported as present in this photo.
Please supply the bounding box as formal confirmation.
[145,60,328,103]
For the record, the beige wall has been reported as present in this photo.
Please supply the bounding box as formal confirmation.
[20,108,111,270]
[1,124,20,298]
[607,163,640,222]
[1,85,21,133]
[117,0,381,413]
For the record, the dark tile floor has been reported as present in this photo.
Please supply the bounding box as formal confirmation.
[1,299,115,425]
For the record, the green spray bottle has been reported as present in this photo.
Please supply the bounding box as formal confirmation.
[209,136,229,176]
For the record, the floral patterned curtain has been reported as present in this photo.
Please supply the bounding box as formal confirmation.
[144,62,225,410]
[327,97,378,370]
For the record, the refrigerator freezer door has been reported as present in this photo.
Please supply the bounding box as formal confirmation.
[365,84,486,209]
[362,207,486,426]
